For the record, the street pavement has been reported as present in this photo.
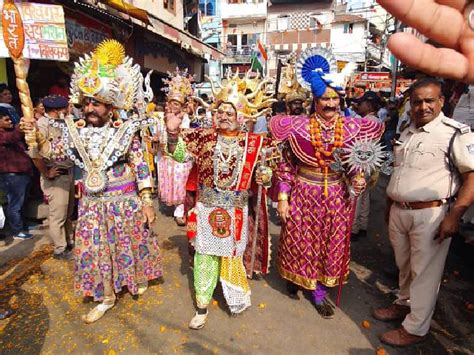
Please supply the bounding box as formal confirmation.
[1,175,473,354]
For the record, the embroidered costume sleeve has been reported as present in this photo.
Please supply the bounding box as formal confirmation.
[276,144,297,194]
[180,128,214,158]
[128,135,154,192]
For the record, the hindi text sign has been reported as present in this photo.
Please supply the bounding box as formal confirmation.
[2,0,24,58]
[0,1,68,61]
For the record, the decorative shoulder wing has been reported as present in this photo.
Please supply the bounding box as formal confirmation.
[358,117,385,141]
[269,114,294,141]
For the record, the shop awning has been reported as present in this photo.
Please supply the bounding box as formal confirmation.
[147,16,224,61]
[101,0,149,24]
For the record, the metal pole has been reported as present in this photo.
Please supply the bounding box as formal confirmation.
[364,13,370,72]
[249,149,267,278]
[390,19,399,97]
[274,57,283,98]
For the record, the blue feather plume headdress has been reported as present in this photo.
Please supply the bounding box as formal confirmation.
[296,47,356,98]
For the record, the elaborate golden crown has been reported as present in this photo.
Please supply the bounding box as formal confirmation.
[198,69,275,121]
[70,40,153,112]
[162,68,194,104]
[278,58,308,103]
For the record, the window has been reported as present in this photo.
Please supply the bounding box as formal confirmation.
[309,16,322,29]
[241,34,248,46]
[277,15,289,31]
[343,23,354,34]
[199,0,215,16]
[248,33,259,46]
[164,0,175,12]
[227,34,237,46]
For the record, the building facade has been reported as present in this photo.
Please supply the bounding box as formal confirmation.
[220,0,267,73]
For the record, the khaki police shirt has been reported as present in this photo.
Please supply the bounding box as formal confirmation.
[387,112,474,202]
[37,115,74,169]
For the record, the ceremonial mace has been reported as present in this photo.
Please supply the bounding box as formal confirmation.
[248,148,267,279]
[2,0,37,153]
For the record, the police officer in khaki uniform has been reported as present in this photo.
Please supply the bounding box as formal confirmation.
[33,96,75,259]
[373,78,474,347]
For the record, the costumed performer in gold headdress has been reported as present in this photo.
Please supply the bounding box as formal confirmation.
[158,69,194,226]
[21,40,163,323]
[165,70,275,330]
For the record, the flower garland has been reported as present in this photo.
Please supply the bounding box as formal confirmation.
[309,114,344,196]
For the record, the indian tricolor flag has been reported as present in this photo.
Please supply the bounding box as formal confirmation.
[251,40,268,73]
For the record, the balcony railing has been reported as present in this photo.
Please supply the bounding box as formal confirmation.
[223,45,254,63]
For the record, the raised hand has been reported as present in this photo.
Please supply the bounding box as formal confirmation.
[19,116,37,134]
[377,0,474,83]
[165,111,184,133]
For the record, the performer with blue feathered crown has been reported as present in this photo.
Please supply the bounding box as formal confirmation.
[269,47,384,318]
[20,40,163,323]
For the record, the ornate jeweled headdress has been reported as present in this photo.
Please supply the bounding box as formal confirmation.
[63,40,156,194]
[278,56,308,103]
[70,40,153,115]
[197,69,276,121]
[162,68,194,104]
[296,47,356,98]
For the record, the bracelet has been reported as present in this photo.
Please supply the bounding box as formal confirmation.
[278,192,289,201]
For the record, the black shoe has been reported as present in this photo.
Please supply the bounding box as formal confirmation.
[313,299,335,319]
[53,250,73,260]
[286,281,300,300]
[175,217,186,226]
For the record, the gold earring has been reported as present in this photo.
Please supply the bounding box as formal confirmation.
[76,119,86,128]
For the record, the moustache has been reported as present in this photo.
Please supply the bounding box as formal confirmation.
[322,107,337,112]
[85,111,101,119]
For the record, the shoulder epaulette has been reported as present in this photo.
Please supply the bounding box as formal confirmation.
[442,117,471,134]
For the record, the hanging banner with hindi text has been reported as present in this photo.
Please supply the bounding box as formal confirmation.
[0,1,68,61]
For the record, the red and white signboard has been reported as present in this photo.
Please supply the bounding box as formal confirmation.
[0,1,68,61]
[359,72,391,81]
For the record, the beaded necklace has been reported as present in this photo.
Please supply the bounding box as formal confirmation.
[213,135,243,191]
[309,114,344,196]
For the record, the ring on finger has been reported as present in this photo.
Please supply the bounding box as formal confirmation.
[465,3,474,31]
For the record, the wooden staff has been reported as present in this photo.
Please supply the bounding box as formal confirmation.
[13,57,36,150]
[249,148,267,279]
[2,0,37,152]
